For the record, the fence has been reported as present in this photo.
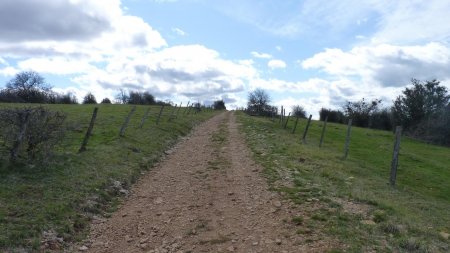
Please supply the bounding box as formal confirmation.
[245,105,404,187]
[0,103,216,161]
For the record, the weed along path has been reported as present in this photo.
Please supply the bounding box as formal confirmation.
[84,112,332,253]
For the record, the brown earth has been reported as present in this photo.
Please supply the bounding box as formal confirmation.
[82,112,335,253]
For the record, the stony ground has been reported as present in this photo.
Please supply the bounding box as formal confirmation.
[82,112,334,253]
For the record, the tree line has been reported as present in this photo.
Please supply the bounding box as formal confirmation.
[247,79,450,146]
[0,71,228,111]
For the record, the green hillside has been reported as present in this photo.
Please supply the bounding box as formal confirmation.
[237,112,449,252]
[0,103,217,251]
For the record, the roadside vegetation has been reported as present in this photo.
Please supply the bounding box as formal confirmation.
[237,112,449,252]
[0,103,217,251]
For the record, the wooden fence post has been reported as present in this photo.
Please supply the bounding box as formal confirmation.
[390,126,402,186]
[284,112,291,129]
[10,110,31,162]
[343,119,353,159]
[119,106,136,137]
[139,107,151,128]
[292,116,299,134]
[156,105,165,125]
[319,116,328,148]
[279,106,283,124]
[79,107,98,152]
[302,114,312,143]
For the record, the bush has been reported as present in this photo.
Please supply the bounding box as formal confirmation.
[128,91,155,105]
[393,79,450,146]
[55,92,78,104]
[292,105,307,118]
[393,79,448,131]
[370,109,393,131]
[83,92,97,104]
[343,98,381,128]
[319,108,345,123]
[101,98,112,104]
[213,100,226,110]
[420,104,450,146]
[0,107,66,162]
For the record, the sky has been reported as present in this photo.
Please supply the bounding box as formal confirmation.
[1,0,450,118]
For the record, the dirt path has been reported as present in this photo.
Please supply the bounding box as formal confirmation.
[83,112,328,253]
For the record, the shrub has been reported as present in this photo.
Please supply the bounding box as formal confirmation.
[128,91,155,105]
[0,107,66,162]
[101,98,112,104]
[292,105,307,118]
[319,108,346,123]
[213,100,226,110]
[370,109,393,131]
[83,92,97,104]
[343,98,381,128]
[55,92,78,104]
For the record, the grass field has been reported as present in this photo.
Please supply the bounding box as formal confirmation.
[0,103,217,251]
[237,112,449,252]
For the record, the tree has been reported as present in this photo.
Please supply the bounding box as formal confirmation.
[3,71,51,103]
[343,98,381,128]
[370,109,393,131]
[101,98,112,104]
[247,89,271,116]
[142,92,155,105]
[431,104,450,146]
[128,91,155,105]
[57,92,78,104]
[393,79,449,130]
[83,92,97,104]
[291,105,306,118]
[115,89,129,104]
[213,100,226,110]
[319,108,345,123]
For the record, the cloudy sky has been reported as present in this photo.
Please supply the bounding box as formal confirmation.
[1,0,450,117]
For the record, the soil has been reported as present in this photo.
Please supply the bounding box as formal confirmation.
[83,112,334,253]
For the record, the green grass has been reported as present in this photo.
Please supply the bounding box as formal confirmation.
[237,112,450,252]
[0,103,218,251]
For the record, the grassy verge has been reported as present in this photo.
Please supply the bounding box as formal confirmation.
[236,112,449,252]
[0,103,217,251]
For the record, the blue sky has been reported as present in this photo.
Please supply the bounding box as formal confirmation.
[1,0,450,118]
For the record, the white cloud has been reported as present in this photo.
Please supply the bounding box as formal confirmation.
[302,42,450,87]
[275,46,282,51]
[372,0,450,44]
[150,0,178,2]
[70,44,258,106]
[0,0,257,109]
[172,27,187,36]
[17,57,98,75]
[0,66,18,77]
[248,78,328,93]
[251,51,272,59]
[267,59,287,69]
[273,97,320,118]
[0,0,122,42]
[0,1,166,60]
[213,0,450,45]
